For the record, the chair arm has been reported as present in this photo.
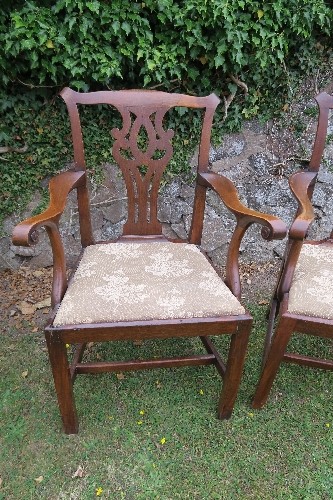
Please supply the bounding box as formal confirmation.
[12,170,86,246]
[198,172,287,240]
[12,170,86,307]
[288,171,317,240]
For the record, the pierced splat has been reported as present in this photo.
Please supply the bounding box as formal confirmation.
[112,107,174,235]
[60,88,221,241]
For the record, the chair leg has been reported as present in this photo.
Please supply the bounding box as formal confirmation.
[218,320,251,419]
[45,331,79,434]
[252,316,296,409]
[262,297,279,367]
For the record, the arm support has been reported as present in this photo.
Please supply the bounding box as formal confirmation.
[12,170,86,246]
[198,172,287,298]
[12,170,86,306]
[199,172,286,240]
[288,171,317,240]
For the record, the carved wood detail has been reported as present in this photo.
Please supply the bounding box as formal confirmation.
[111,106,174,235]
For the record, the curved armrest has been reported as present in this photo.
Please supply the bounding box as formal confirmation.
[12,170,86,246]
[198,172,287,240]
[288,171,317,240]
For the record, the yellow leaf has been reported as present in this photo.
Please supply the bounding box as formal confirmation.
[160,437,166,445]
[116,372,125,380]
[257,10,264,19]
[199,56,207,65]
[37,127,43,134]
[21,370,28,379]
[96,487,103,496]
[34,476,44,483]
[46,40,54,49]
[199,389,204,395]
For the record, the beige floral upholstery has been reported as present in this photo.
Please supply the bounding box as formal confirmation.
[53,242,245,326]
[288,243,333,319]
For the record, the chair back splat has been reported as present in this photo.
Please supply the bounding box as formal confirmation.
[12,87,286,433]
[252,91,333,410]
[61,88,219,240]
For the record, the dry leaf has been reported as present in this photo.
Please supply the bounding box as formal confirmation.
[72,465,84,478]
[0,477,2,488]
[34,476,43,483]
[21,370,28,379]
[116,372,125,380]
[258,300,269,305]
[33,270,44,277]
[18,301,36,315]
[35,298,51,309]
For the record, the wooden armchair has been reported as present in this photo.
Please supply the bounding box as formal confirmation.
[252,91,333,409]
[12,88,286,433]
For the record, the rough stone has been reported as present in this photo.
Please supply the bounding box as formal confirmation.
[2,109,333,273]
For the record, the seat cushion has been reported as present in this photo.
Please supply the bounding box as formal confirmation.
[53,242,245,326]
[288,243,333,319]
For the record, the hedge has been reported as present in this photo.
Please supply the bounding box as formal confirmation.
[0,0,332,109]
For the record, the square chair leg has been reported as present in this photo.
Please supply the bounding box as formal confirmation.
[45,331,79,434]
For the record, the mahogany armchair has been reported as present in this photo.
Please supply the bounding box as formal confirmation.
[253,91,333,409]
[12,87,286,433]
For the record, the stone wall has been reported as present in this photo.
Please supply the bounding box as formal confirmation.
[1,108,333,272]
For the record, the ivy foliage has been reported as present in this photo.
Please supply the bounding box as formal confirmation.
[1,0,332,97]
[0,1,332,229]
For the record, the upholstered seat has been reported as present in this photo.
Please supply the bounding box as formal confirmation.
[54,242,245,326]
[288,243,333,320]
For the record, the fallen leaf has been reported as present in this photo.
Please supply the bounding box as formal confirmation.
[35,298,51,309]
[33,270,44,277]
[34,476,43,483]
[18,301,36,315]
[72,465,84,478]
[258,300,269,305]
[10,309,16,317]
[21,370,28,378]
[116,372,125,380]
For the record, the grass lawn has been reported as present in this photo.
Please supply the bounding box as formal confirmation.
[1,305,333,499]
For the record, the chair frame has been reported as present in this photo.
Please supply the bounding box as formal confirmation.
[252,91,333,409]
[13,88,286,433]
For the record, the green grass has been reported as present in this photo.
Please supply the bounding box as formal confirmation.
[1,305,333,499]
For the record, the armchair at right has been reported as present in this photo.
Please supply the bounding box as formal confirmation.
[252,91,333,409]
